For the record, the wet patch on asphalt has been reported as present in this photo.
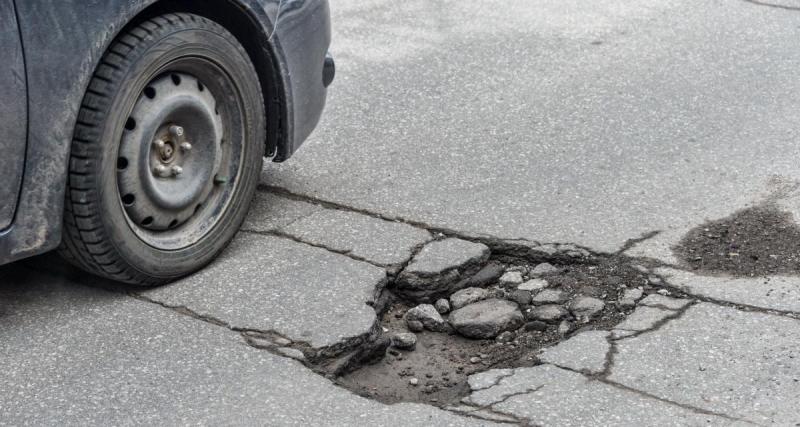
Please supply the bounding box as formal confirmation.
[674,204,800,277]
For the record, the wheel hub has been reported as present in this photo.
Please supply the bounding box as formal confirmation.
[117,72,225,231]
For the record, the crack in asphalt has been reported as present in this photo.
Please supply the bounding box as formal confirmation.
[241,228,392,270]
[259,185,598,261]
[468,370,518,392]
[540,363,755,424]
[608,300,697,343]
[128,292,321,362]
[742,0,800,11]
[260,187,800,321]
[648,273,800,319]
[455,386,546,426]
[616,229,661,255]
[42,185,799,423]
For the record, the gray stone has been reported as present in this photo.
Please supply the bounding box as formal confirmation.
[406,320,424,333]
[450,287,489,310]
[498,271,524,285]
[449,299,524,339]
[528,305,569,323]
[395,238,490,301]
[405,304,448,332]
[517,278,549,292]
[281,209,433,268]
[465,262,505,287]
[510,289,532,306]
[143,233,386,349]
[531,262,559,276]
[569,296,605,320]
[466,365,727,425]
[391,332,417,350]
[539,331,611,374]
[434,298,451,314]
[409,377,419,386]
[531,289,569,305]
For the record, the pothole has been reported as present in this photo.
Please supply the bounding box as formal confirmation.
[297,238,675,407]
[674,204,800,277]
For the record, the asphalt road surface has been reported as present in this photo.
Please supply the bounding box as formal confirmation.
[3,1,800,425]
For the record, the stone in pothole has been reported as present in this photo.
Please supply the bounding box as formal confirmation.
[498,271,524,286]
[434,298,450,314]
[528,304,569,323]
[531,289,568,305]
[395,238,490,301]
[391,332,417,350]
[405,304,449,332]
[450,287,489,310]
[464,262,505,287]
[530,262,559,276]
[569,296,605,320]
[449,299,524,339]
[518,278,549,292]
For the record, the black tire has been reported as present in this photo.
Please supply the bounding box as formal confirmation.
[59,13,266,286]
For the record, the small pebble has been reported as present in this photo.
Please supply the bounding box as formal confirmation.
[407,320,424,332]
[409,378,419,386]
[499,271,524,285]
[391,332,417,350]
[469,356,481,363]
[434,298,451,314]
[530,262,559,275]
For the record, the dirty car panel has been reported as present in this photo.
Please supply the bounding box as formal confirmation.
[0,0,27,232]
[0,0,332,266]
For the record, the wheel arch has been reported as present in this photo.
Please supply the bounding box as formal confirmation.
[0,0,288,266]
[122,0,285,158]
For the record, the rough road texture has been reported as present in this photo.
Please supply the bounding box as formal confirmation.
[5,0,800,425]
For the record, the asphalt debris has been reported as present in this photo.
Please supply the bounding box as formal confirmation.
[674,204,800,277]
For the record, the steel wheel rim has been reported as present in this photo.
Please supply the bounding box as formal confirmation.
[116,59,245,251]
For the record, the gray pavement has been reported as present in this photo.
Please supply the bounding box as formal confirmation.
[4,0,800,425]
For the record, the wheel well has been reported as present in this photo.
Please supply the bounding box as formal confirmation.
[131,0,283,157]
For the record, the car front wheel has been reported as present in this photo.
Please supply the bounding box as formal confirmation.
[60,13,266,285]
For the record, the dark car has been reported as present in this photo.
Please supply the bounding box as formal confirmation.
[0,0,334,285]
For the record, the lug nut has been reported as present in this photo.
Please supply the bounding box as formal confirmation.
[154,139,166,149]
[169,125,184,138]
[171,165,183,176]
[154,165,168,176]
[180,142,192,152]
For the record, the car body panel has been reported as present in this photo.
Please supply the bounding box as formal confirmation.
[0,0,27,231]
[0,0,331,265]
